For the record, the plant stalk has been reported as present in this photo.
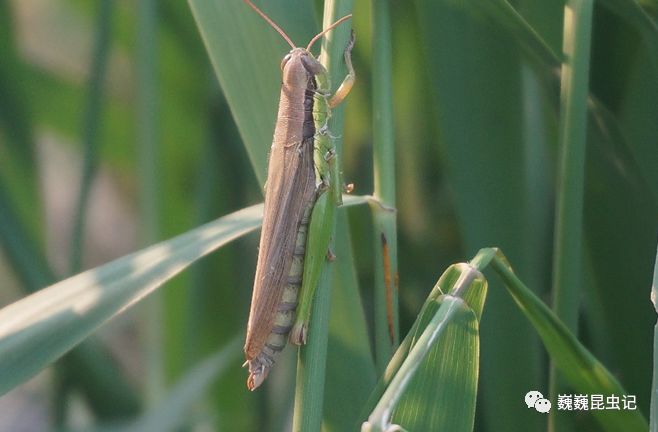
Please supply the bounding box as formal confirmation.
[292,0,353,430]
[69,0,113,275]
[549,1,593,430]
[370,0,399,376]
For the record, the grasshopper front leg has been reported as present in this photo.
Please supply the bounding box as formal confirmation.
[290,33,356,345]
[329,31,356,109]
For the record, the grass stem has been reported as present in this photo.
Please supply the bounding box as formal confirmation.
[292,0,353,429]
[549,1,594,430]
[370,0,399,376]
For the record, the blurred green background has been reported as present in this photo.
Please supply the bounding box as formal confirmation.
[0,0,656,431]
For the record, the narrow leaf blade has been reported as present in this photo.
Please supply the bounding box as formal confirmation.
[0,204,262,394]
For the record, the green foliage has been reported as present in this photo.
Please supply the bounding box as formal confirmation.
[363,263,485,432]
[0,205,261,395]
[0,0,655,431]
[650,248,658,432]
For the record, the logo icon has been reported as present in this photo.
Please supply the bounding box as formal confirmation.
[535,398,552,413]
[525,390,552,413]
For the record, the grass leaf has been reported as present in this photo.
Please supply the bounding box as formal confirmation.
[363,263,486,432]
[188,0,317,185]
[487,248,649,431]
[0,204,262,394]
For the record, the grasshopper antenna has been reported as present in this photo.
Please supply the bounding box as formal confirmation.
[306,14,352,52]
[243,0,296,49]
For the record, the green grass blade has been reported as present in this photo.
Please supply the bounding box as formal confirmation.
[581,96,658,412]
[370,0,399,375]
[550,2,594,429]
[362,263,485,432]
[293,191,336,432]
[69,0,113,274]
[0,180,55,291]
[650,244,658,432]
[414,1,545,429]
[582,0,658,406]
[390,300,478,432]
[293,244,334,432]
[453,0,658,208]
[0,179,141,418]
[358,275,445,423]
[292,1,354,429]
[187,0,317,185]
[363,298,468,432]
[0,204,262,395]
[0,1,42,241]
[0,1,34,164]
[553,0,593,339]
[485,248,649,432]
[360,263,484,422]
[341,194,370,207]
[125,338,241,432]
[178,96,257,430]
[324,212,376,432]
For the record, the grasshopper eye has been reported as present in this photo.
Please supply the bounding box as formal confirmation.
[280,53,292,71]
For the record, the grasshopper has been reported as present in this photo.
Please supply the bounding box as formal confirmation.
[242,0,355,390]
